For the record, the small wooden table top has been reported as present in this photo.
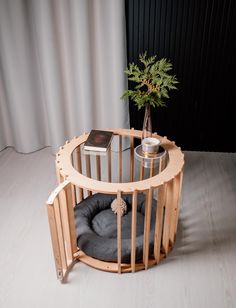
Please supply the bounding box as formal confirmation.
[55,128,184,194]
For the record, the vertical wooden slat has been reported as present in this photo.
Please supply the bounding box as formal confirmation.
[119,135,123,182]
[131,190,138,272]
[58,190,73,262]
[159,155,163,173]
[174,171,184,237]
[150,158,154,177]
[140,159,144,180]
[154,184,167,263]
[65,184,78,256]
[54,197,68,271]
[130,128,134,181]
[47,204,63,280]
[143,188,153,269]
[86,154,92,196]
[169,173,182,245]
[108,147,112,182]
[70,182,76,208]
[96,154,101,181]
[162,179,174,254]
[55,160,64,184]
[164,153,168,170]
[71,148,78,203]
[153,133,158,176]
[77,146,84,201]
[85,154,91,178]
[117,191,122,273]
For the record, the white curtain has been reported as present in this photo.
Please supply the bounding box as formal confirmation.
[0,0,129,153]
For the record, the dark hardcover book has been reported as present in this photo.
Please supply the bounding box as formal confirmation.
[84,130,113,152]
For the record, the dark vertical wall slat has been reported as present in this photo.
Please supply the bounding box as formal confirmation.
[125,0,236,151]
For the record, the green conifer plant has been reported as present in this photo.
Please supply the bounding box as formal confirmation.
[121,52,178,110]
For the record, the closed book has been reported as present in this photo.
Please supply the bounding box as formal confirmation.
[84,130,113,152]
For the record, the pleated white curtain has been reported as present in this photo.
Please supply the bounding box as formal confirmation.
[0,0,129,153]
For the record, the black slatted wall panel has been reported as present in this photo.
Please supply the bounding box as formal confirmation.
[125,0,236,151]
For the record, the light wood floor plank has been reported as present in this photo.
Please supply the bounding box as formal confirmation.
[0,148,236,308]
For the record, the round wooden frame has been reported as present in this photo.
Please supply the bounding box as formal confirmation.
[47,129,184,281]
[55,128,184,193]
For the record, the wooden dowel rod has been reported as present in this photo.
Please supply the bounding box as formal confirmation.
[119,135,122,182]
[86,154,92,196]
[154,184,167,263]
[108,147,112,182]
[117,191,122,273]
[164,153,168,169]
[162,179,174,254]
[77,146,83,201]
[58,190,73,262]
[143,188,153,269]
[131,190,138,272]
[150,158,154,177]
[169,173,181,245]
[85,154,91,178]
[159,156,163,173]
[55,160,64,184]
[174,171,184,237]
[130,128,134,182]
[72,149,79,203]
[54,197,68,271]
[96,155,101,181]
[47,203,63,280]
[140,159,144,180]
[65,184,78,256]
[70,182,76,208]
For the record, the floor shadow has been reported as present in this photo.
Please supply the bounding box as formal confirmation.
[162,215,236,266]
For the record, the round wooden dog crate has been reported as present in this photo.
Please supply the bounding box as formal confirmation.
[47,129,184,281]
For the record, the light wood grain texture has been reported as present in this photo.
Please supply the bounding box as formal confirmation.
[65,184,77,256]
[143,188,153,269]
[150,158,154,177]
[174,171,183,238]
[53,197,68,271]
[76,146,84,201]
[1,148,236,308]
[117,191,122,274]
[70,182,76,208]
[154,184,167,263]
[85,154,92,196]
[76,251,158,273]
[140,159,144,180]
[50,129,184,277]
[58,190,73,262]
[130,128,134,182]
[55,157,64,184]
[47,180,78,280]
[55,129,184,193]
[108,147,112,182]
[169,173,181,245]
[119,135,123,182]
[96,155,101,181]
[162,179,174,254]
[47,204,63,280]
[131,190,138,272]
[159,155,163,173]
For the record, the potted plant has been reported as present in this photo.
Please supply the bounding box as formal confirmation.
[121,52,178,139]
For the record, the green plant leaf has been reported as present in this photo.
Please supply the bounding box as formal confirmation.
[121,52,178,109]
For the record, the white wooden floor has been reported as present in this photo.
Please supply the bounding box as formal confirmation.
[0,147,236,308]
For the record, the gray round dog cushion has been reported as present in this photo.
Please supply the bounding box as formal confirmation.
[74,193,157,263]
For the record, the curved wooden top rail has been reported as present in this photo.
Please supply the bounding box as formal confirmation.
[46,180,71,205]
[55,129,184,194]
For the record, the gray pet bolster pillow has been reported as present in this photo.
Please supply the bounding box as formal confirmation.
[74,193,157,263]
